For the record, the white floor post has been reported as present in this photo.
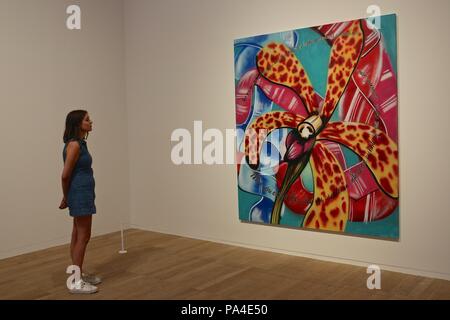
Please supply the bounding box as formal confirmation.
[118,222,127,254]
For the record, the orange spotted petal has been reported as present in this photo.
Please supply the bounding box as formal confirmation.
[244,111,304,169]
[320,20,364,120]
[317,121,399,198]
[256,42,318,115]
[303,142,350,231]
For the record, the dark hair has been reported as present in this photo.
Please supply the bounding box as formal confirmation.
[63,110,89,143]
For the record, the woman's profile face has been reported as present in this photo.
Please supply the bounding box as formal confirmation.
[81,113,93,132]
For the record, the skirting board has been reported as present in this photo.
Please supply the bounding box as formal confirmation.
[0,235,74,261]
[0,228,118,261]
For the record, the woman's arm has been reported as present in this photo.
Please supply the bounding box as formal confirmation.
[61,141,80,200]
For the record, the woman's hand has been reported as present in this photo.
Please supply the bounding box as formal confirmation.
[59,197,68,209]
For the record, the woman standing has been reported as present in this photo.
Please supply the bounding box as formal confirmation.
[59,110,101,294]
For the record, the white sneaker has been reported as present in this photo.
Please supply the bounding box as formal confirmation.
[82,272,102,285]
[69,279,98,294]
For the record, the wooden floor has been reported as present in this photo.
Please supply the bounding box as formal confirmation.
[0,229,449,300]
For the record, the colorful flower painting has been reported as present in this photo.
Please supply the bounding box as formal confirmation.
[234,14,399,239]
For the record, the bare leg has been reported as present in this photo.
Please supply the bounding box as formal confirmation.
[70,218,77,264]
[72,215,92,275]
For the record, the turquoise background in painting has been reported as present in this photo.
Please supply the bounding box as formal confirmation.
[236,14,398,239]
[380,14,397,76]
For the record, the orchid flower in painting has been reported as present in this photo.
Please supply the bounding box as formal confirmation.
[242,20,399,231]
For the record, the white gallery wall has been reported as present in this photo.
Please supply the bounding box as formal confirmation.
[124,0,450,280]
[0,0,130,259]
[1,0,449,281]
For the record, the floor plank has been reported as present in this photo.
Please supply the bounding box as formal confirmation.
[0,229,449,300]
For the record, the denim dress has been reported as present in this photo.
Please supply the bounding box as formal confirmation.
[63,138,96,216]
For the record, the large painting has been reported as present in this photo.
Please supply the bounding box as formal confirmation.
[234,14,399,239]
